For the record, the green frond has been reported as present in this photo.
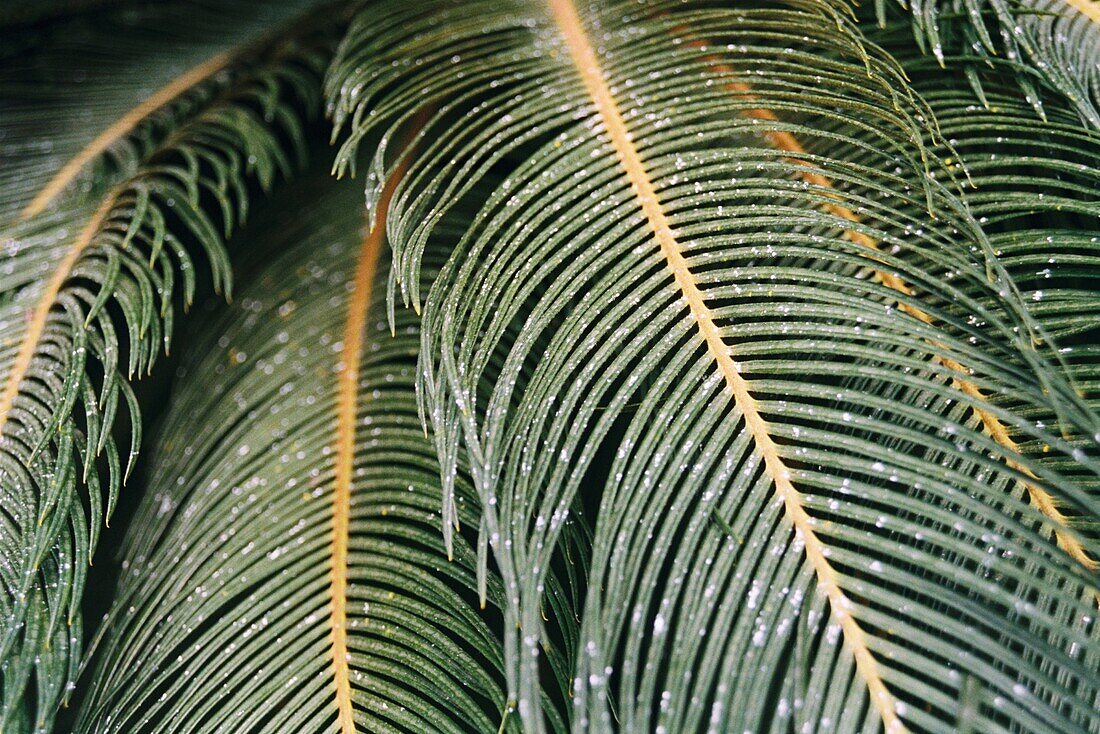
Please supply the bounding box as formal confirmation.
[74,167,578,733]
[870,0,1100,128]
[0,4,342,729]
[873,17,1100,569]
[0,0,337,224]
[0,1,1090,731]
[328,1,1100,731]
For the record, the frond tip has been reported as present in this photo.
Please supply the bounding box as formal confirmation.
[889,0,1100,127]
[18,51,232,221]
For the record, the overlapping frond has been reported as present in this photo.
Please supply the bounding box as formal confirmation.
[329,0,1100,731]
[873,22,1100,562]
[0,4,340,729]
[75,168,578,733]
[874,0,1100,128]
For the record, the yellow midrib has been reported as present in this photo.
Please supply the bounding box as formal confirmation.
[547,0,905,731]
[1,51,232,446]
[21,53,232,221]
[762,125,1095,571]
[329,137,415,733]
[329,206,380,734]
[681,33,1095,571]
[1064,0,1100,24]
[749,100,1095,573]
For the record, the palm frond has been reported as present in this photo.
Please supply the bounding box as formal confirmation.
[874,0,1100,128]
[0,0,334,223]
[0,4,340,729]
[74,165,580,733]
[328,1,1100,731]
[878,20,1100,553]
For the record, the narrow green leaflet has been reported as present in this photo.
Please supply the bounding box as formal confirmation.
[876,22,1100,556]
[0,4,339,729]
[75,168,577,733]
[874,0,1100,128]
[328,0,1100,731]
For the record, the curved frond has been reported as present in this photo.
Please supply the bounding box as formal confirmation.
[328,1,1100,731]
[877,24,1100,563]
[0,4,340,728]
[874,0,1100,128]
[75,168,577,733]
